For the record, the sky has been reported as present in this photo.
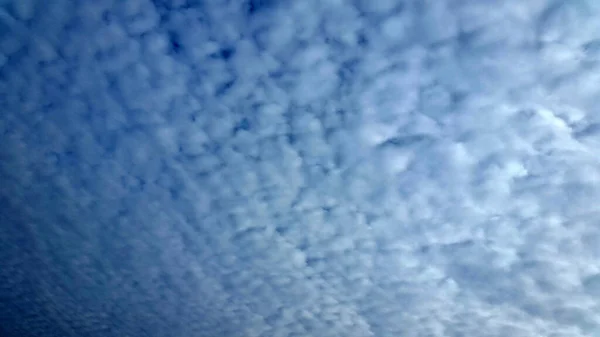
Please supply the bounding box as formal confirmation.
[1,0,600,336]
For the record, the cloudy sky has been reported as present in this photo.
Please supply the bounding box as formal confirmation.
[1,0,600,336]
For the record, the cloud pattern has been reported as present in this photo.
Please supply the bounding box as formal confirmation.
[1,0,600,336]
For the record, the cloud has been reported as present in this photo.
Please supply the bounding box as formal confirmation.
[1,0,600,336]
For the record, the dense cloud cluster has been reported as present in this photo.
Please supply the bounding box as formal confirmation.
[1,0,600,336]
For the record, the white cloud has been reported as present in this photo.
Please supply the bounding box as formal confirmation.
[1,0,600,336]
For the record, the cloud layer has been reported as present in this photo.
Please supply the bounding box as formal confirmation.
[1,0,600,336]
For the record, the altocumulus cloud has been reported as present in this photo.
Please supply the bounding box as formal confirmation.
[1,0,600,336]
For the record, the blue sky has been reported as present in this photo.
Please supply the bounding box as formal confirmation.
[1,0,600,336]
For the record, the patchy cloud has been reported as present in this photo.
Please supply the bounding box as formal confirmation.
[1,0,600,336]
